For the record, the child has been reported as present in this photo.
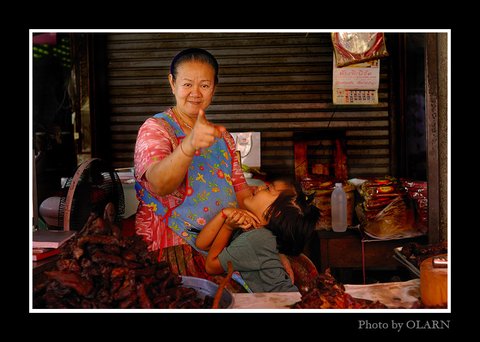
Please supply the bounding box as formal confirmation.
[195,178,320,293]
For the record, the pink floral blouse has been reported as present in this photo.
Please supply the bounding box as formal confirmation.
[134,108,248,253]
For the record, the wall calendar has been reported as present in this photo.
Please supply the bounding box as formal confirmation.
[332,54,380,105]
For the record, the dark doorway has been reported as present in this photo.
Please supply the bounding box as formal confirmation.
[33,33,77,213]
[404,34,427,180]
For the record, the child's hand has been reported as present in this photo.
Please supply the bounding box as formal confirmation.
[224,209,260,230]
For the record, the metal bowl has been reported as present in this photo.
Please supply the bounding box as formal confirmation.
[181,276,234,309]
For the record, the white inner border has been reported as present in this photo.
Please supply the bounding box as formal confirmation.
[29,28,451,315]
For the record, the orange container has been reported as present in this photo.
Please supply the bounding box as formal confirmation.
[420,255,448,308]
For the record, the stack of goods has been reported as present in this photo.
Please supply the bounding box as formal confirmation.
[301,178,355,230]
[33,214,213,309]
[355,177,417,239]
[401,179,428,234]
[291,268,387,309]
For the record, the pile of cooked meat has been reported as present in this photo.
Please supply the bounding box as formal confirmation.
[33,214,212,309]
[291,269,387,309]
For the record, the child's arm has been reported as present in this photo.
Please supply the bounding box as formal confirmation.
[204,223,236,275]
[195,208,233,251]
[196,208,260,251]
[197,209,260,275]
[279,253,295,284]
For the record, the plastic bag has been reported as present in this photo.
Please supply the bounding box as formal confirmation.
[332,32,389,67]
[401,179,428,234]
[356,195,417,239]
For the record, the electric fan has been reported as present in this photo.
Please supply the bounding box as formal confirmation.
[39,158,125,231]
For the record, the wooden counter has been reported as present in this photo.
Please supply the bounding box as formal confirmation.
[306,228,427,283]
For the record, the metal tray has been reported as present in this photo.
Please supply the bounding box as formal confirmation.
[181,276,234,309]
[393,247,420,278]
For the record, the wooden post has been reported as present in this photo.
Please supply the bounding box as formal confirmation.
[294,141,308,180]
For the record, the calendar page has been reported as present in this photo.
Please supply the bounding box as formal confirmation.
[333,89,378,105]
[332,54,380,105]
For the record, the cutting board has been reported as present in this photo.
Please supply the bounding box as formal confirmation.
[232,292,302,309]
[344,279,421,308]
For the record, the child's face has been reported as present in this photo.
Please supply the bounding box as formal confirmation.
[243,180,291,225]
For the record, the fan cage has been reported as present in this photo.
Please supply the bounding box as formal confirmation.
[58,158,125,231]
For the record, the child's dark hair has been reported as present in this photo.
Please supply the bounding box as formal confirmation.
[264,179,320,256]
[170,48,219,84]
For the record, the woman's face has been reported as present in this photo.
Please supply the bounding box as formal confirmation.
[243,181,291,225]
[169,61,216,118]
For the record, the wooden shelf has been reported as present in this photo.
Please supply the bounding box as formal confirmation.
[306,228,427,280]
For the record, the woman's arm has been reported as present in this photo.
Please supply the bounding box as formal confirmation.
[236,187,253,209]
[145,110,225,196]
[145,136,195,195]
[225,130,252,210]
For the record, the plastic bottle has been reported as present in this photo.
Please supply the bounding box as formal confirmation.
[331,183,347,232]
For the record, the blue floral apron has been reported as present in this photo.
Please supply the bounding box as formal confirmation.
[135,112,252,292]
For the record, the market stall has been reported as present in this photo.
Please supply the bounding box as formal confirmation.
[31,31,449,312]
[33,211,448,310]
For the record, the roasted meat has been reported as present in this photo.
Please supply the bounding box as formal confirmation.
[33,214,213,309]
[291,269,387,309]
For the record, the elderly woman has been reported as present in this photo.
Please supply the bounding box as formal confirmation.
[134,48,253,291]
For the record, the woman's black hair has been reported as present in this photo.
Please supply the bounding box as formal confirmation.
[170,48,219,84]
[264,179,321,256]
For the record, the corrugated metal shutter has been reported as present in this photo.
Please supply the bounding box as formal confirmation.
[106,32,390,178]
